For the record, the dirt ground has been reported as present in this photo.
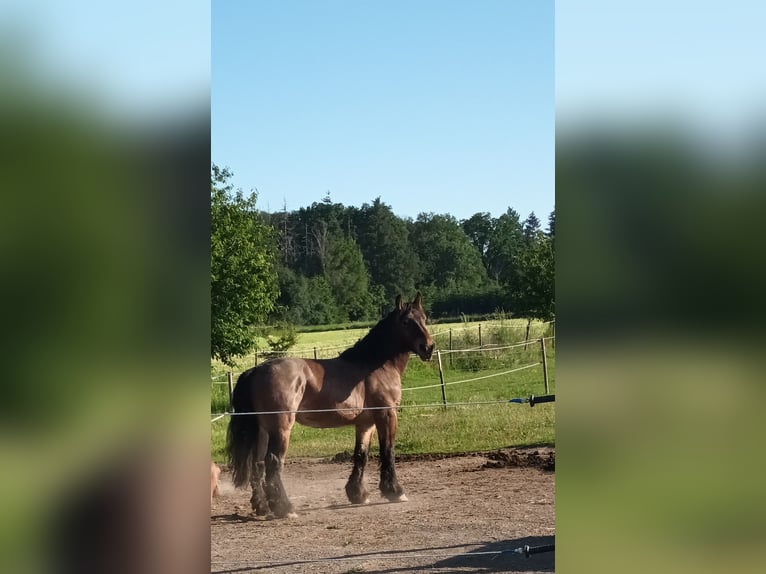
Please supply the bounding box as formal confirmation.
[211,448,555,573]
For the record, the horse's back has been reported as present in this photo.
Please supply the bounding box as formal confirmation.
[244,358,311,407]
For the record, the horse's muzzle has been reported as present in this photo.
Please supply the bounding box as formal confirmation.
[418,343,435,361]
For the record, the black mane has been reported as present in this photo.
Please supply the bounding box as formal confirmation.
[339,309,405,365]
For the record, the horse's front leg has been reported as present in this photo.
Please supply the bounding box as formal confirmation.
[374,408,407,502]
[345,423,375,504]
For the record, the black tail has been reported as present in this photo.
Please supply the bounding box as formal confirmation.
[226,369,259,488]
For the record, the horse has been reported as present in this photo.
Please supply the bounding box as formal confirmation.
[226,292,434,518]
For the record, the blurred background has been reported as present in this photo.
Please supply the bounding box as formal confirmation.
[0,1,210,573]
[1,1,765,573]
[557,1,766,573]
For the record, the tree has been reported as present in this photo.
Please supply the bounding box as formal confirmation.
[410,213,487,291]
[486,208,524,288]
[522,212,541,243]
[273,266,342,325]
[462,212,495,264]
[211,165,279,365]
[324,236,378,321]
[288,199,348,277]
[353,198,420,302]
[306,275,343,325]
[517,233,555,319]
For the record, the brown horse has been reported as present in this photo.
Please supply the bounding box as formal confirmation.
[226,293,434,518]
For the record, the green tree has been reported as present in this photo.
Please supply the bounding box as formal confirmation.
[486,208,525,288]
[305,275,342,324]
[287,199,348,276]
[517,232,555,319]
[324,236,377,321]
[211,165,279,365]
[522,212,541,243]
[273,266,342,325]
[410,213,487,291]
[353,198,419,301]
[462,212,496,264]
[273,265,307,324]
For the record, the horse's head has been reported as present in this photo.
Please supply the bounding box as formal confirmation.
[394,292,434,361]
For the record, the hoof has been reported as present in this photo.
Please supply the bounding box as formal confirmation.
[251,501,270,516]
[362,497,370,504]
[286,512,298,519]
[382,492,408,502]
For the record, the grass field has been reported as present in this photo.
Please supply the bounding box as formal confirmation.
[211,318,553,376]
[210,319,555,462]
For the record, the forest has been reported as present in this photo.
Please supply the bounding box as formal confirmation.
[211,164,554,364]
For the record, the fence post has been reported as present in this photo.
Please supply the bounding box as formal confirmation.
[524,318,532,350]
[539,338,549,394]
[313,347,318,360]
[436,350,447,408]
[478,323,482,347]
[551,321,555,349]
[254,351,259,366]
[227,371,234,411]
[448,328,453,368]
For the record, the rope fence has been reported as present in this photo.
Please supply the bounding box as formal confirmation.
[238,320,555,366]
[210,395,553,423]
[212,334,554,420]
[437,339,538,354]
[212,336,553,383]
[401,362,540,392]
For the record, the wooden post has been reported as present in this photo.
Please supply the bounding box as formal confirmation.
[449,328,453,368]
[524,318,532,350]
[551,321,555,349]
[313,347,318,360]
[539,338,549,394]
[436,351,447,408]
[227,371,234,411]
[478,323,482,347]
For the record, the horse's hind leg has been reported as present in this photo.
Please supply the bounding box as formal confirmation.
[345,424,375,504]
[264,424,295,518]
[249,426,269,515]
[375,409,407,502]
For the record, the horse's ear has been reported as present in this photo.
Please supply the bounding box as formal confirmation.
[413,291,423,310]
[395,294,403,311]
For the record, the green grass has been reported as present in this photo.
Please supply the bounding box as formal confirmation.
[296,320,378,333]
[210,330,555,462]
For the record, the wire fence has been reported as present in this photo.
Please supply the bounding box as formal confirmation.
[211,319,556,370]
[212,320,554,379]
[211,331,554,423]
[401,362,541,392]
[217,399,542,419]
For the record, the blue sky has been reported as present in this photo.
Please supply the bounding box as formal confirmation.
[5,0,762,183]
[212,0,554,222]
